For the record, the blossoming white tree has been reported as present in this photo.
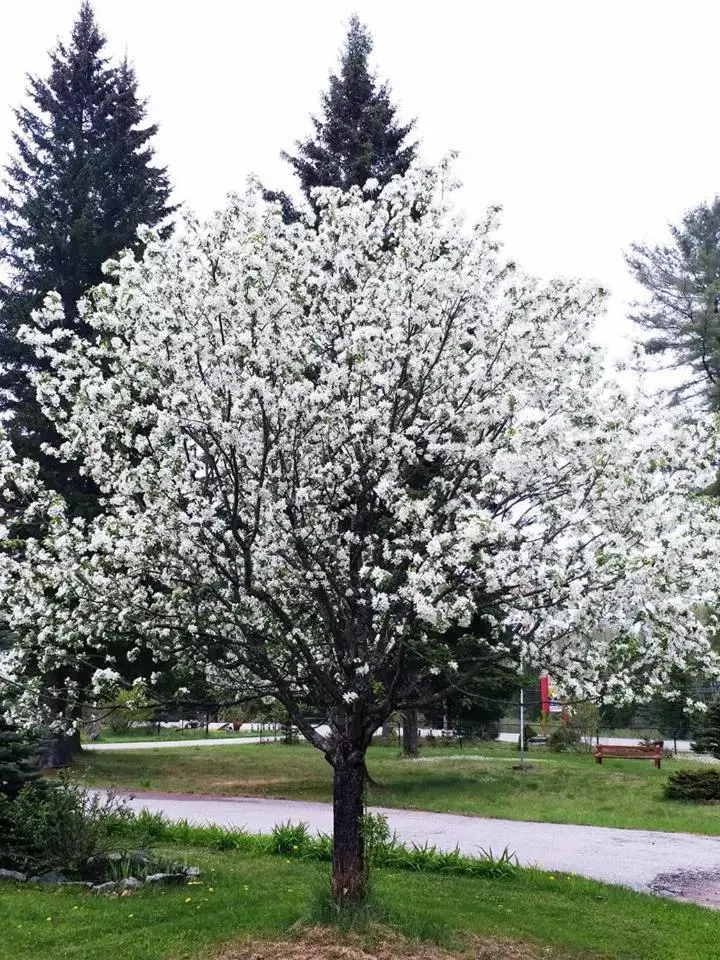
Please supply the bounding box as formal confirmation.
[2,166,719,903]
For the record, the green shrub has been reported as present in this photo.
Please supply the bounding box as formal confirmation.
[665,769,720,802]
[548,723,581,752]
[1,777,133,876]
[361,811,392,867]
[103,689,156,736]
[570,701,600,746]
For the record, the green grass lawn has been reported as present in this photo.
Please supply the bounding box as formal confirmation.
[71,740,720,834]
[2,845,719,960]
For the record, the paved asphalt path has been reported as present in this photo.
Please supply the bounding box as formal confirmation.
[85,732,695,752]
[116,789,720,901]
[85,736,269,751]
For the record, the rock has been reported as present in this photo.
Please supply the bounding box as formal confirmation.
[0,869,26,883]
[145,872,186,886]
[185,867,202,877]
[87,851,124,867]
[38,872,69,885]
[128,850,151,867]
[86,851,127,882]
[92,881,117,895]
[27,876,41,884]
[118,877,142,891]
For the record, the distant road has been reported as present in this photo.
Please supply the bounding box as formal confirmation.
[84,731,695,752]
[84,735,269,751]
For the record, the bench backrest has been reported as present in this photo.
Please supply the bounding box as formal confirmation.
[596,744,661,758]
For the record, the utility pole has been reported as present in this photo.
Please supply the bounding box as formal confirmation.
[519,679,526,769]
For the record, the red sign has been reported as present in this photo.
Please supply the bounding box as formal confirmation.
[540,674,563,715]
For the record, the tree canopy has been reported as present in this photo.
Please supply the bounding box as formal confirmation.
[1,167,719,903]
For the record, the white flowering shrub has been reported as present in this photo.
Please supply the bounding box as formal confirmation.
[2,165,719,901]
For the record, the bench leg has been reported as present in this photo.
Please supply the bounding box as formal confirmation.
[654,758,661,769]
[595,756,602,764]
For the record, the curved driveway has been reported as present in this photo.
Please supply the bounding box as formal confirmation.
[85,732,696,752]
[116,789,720,905]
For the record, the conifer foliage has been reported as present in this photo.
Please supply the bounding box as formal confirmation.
[268,16,416,219]
[0,2,174,511]
[627,198,720,410]
[692,698,720,759]
[0,717,40,803]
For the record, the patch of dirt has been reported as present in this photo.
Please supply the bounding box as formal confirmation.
[650,868,720,908]
[210,927,567,960]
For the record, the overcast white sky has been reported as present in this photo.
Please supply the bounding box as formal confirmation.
[1,1,718,362]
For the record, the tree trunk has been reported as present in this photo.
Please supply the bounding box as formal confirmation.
[331,741,366,907]
[39,728,81,768]
[402,708,419,757]
[38,677,83,768]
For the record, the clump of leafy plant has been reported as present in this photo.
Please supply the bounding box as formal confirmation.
[1,776,132,877]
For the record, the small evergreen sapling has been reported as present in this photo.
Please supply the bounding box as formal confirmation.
[691,698,720,758]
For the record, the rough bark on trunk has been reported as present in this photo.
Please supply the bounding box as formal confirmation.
[38,678,83,768]
[331,741,366,906]
[39,728,81,768]
[402,708,419,757]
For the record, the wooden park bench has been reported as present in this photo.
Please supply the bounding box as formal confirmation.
[595,743,663,768]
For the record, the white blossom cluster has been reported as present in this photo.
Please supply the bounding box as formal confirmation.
[2,165,719,746]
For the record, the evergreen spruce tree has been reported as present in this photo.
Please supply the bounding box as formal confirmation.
[0,717,40,803]
[691,698,720,759]
[0,1,174,513]
[0,714,42,870]
[0,2,174,765]
[267,16,417,221]
[626,198,720,410]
